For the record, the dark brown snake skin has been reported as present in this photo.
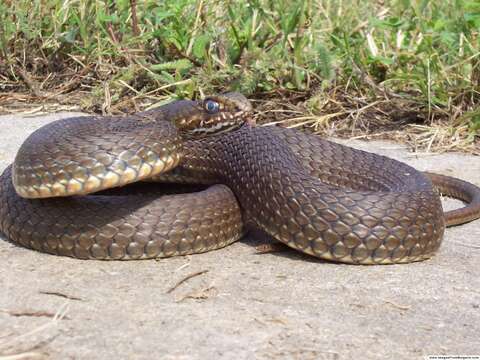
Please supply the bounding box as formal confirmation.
[1,93,479,264]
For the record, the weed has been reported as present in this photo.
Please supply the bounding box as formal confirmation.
[0,0,479,151]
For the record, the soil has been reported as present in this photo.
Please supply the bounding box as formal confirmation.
[0,113,479,360]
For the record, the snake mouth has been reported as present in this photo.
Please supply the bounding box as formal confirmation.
[187,110,254,137]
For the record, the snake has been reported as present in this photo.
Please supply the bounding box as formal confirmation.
[0,92,479,264]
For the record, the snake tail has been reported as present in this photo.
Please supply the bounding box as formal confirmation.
[425,172,480,227]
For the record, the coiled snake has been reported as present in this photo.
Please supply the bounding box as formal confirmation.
[1,92,479,264]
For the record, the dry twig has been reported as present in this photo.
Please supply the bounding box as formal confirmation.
[166,270,209,294]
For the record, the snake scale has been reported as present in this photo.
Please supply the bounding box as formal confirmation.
[1,92,479,264]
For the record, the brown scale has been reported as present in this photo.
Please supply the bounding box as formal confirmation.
[164,126,479,264]
[1,92,480,263]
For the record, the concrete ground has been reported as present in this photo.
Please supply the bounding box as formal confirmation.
[0,113,479,360]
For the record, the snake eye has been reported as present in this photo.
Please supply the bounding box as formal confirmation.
[204,99,220,114]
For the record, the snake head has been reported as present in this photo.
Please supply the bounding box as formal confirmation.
[170,92,254,138]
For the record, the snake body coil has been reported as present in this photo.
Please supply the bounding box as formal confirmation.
[1,93,479,264]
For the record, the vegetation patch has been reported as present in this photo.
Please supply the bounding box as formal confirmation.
[1,0,479,153]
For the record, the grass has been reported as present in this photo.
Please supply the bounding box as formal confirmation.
[0,0,479,152]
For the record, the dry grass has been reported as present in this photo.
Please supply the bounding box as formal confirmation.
[0,302,69,359]
[1,0,479,153]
